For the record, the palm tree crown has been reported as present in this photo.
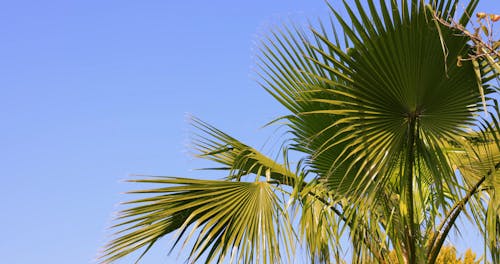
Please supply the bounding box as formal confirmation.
[100,0,500,263]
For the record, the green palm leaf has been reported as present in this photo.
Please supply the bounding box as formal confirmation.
[99,177,293,264]
[305,0,482,199]
[190,117,300,186]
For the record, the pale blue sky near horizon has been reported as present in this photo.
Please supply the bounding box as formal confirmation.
[1,1,499,263]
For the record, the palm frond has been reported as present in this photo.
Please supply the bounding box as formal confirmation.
[99,177,293,264]
[190,117,301,186]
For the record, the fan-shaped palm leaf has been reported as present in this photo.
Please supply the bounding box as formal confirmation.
[99,177,293,264]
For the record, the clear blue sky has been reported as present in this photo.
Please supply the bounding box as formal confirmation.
[1,1,498,263]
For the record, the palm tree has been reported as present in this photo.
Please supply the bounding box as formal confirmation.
[99,0,500,263]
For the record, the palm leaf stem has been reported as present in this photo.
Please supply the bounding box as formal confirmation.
[404,114,418,264]
[306,191,344,221]
[426,160,499,263]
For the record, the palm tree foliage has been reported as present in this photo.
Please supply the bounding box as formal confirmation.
[100,0,500,263]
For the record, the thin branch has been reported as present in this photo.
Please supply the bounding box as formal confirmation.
[427,160,500,263]
[433,13,500,56]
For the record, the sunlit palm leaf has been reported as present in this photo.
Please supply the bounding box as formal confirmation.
[190,117,301,186]
[100,177,293,264]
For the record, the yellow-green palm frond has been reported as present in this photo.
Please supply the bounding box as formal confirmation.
[190,117,301,186]
[99,177,294,264]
